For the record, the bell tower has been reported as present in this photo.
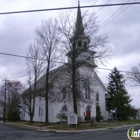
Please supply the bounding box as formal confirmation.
[67,1,96,67]
[72,1,90,49]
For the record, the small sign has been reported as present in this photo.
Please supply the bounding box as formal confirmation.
[67,112,78,125]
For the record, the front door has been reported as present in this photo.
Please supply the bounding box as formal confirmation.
[86,111,91,120]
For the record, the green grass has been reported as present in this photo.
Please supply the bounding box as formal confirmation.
[8,120,140,130]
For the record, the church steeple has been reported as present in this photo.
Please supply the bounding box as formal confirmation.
[67,1,96,67]
[75,1,85,36]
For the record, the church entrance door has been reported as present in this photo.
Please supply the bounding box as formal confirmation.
[86,111,91,120]
[86,105,91,120]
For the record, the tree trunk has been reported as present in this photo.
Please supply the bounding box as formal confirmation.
[72,50,78,114]
[45,68,49,125]
[30,112,33,123]
[30,77,36,124]
[72,73,78,114]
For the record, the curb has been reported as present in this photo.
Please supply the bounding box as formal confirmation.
[39,124,140,133]
[38,124,140,133]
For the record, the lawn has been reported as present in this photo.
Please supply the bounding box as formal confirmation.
[8,120,140,130]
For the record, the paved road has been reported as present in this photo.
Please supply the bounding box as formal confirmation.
[0,123,140,140]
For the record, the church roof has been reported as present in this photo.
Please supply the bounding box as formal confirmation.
[23,64,68,95]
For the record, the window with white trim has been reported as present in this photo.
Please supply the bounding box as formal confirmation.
[96,92,99,101]
[62,105,67,112]
[84,81,90,99]
[39,106,41,116]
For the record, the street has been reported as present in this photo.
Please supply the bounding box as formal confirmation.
[0,123,140,140]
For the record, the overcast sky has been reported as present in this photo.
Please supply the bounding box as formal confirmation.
[0,0,140,108]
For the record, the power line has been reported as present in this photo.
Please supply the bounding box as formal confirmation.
[96,67,140,74]
[84,0,109,15]
[0,51,139,75]
[0,52,35,60]
[0,51,63,63]
[100,0,137,28]
[99,0,131,29]
[0,52,54,62]
[88,0,99,11]
[95,0,111,15]
[82,0,99,18]
[4,67,140,80]
[92,0,98,5]
[8,74,28,79]
[0,2,140,15]
[0,74,28,80]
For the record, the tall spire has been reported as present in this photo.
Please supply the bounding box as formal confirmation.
[75,1,84,36]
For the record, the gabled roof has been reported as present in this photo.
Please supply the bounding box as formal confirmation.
[23,64,68,95]
[94,71,107,91]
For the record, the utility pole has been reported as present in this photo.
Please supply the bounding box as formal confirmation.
[115,107,117,124]
[2,79,9,123]
[3,80,6,123]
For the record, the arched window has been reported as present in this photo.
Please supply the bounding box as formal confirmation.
[62,88,68,100]
[86,105,91,111]
[84,41,87,48]
[78,41,81,47]
[83,81,90,99]
[62,105,67,111]
[96,92,99,101]
[63,90,66,100]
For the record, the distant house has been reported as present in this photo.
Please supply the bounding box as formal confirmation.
[20,2,108,123]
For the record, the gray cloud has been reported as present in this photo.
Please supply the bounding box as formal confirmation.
[98,0,140,57]
[0,0,139,107]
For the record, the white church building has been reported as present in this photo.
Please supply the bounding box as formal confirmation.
[21,2,108,123]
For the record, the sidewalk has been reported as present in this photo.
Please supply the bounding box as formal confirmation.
[2,121,140,133]
[2,122,40,130]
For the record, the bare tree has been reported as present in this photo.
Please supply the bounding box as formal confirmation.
[6,81,23,109]
[0,80,23,121]
[57,4,111,114]
[24,42,44,123]
[127,63,140,86]
[21,72,34,123]
[35,18,61,125]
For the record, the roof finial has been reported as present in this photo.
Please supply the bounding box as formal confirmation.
[78,0,80,7]
[75,0,84,36]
